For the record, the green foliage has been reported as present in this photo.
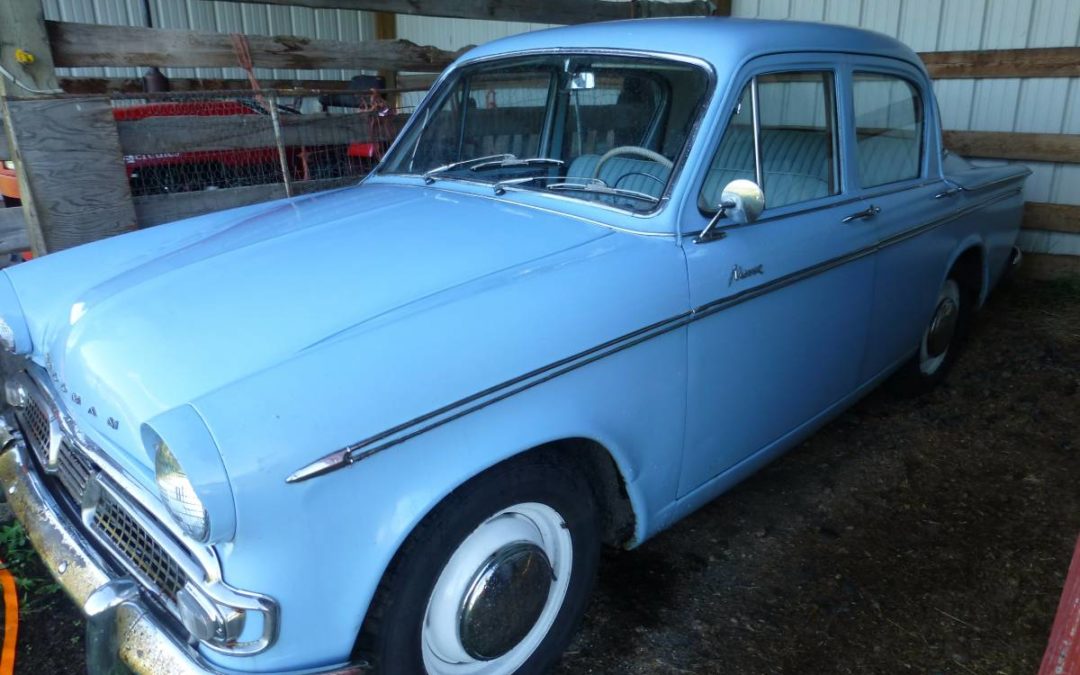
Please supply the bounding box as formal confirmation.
[0,521,62,613]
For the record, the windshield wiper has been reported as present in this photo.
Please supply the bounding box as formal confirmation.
[469,157,565,172]
[422,154,514,184]
[544,181,661,205]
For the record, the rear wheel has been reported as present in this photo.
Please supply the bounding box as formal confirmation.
[356,455,600,674]
[887,277,970,396]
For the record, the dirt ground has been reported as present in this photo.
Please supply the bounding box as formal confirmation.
[9,277,1080,674]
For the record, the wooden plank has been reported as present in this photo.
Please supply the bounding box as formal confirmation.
[60,76,434,97]
[0,121,6,158]
[0,0,63,257]
[920,47,1080,79]
[212,0,720,25]
[46,21,460,72]
[1020,253,1080,281]
[943,130,1080,164]
[0,208,30,254]
[0,1,61,98]
[116,111,412,154]
[58,74,436,96]
[133,176,358,227]
[4,97,137,252]
[1024,202,1080,235]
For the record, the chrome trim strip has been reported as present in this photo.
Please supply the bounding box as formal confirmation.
[289,188,1023,483]
[0,433,362,675]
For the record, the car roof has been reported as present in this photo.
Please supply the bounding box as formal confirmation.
[458,17,923,74]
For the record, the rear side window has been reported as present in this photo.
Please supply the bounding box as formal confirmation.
[701,71,839,211]
[852,73,924,188]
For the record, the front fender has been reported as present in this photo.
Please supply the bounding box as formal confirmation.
[186,233,689,672]
[193,327,686,673]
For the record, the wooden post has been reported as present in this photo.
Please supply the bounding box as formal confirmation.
[0,0,136,254]
[0,0,61,255]
[374,11,399,109]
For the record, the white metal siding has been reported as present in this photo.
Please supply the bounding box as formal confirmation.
[44,0,1080,234]
[734,0,1080,209]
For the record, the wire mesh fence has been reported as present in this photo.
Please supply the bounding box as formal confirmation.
[109,89,414,198]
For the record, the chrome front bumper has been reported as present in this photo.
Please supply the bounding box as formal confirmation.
[0,423,362,675]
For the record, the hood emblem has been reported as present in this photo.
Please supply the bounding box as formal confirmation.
[107,417,119,430]
[71,393,81,405]
[87,406,97,417]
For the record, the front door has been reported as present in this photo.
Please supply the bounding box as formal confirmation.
[677,63,876,496]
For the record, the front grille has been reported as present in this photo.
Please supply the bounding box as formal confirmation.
[92,490,187,604]
[21,397,50,465]
[55,441,95,503]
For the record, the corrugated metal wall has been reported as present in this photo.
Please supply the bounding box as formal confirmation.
[43,0,1080,253]
[730,0,1080,212]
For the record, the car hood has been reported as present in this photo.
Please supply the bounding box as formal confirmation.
[10,183,611,467]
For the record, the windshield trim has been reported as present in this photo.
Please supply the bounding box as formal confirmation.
[375,48,717,219]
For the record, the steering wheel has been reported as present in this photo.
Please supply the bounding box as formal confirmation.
[592,146,674,180]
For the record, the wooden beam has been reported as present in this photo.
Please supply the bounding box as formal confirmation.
[1024,202,1080,235]
[4,97,136,252]
[133,176,357,227]
[0,207,30,254]
[374,11,398,108]
[943,130,1080,164]
[58,75,435,96]
[46,20,459,72]
[116,111,411,155]
[0,0,63,257]
[211,0,717,25]
[1020,253,1080,280]
[921,47,1080,79]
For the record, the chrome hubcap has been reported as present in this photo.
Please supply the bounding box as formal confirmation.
[422,502,572,675]
[926,296,958,357]
[919,280,961,376]
[459,542,553,660]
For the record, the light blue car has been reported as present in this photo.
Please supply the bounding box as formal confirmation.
[0,17,1028,675]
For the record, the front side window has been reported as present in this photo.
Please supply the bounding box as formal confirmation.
[382,54,710,213]
[700,71,839,212]
[852,72,924,188]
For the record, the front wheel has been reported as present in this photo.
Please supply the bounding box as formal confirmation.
[356,455,600,674]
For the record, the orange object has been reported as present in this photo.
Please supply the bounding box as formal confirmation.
[0,168,19,202]
[0,566,18,675]
[1041,535,1080,675]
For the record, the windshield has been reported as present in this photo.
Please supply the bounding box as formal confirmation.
[381,54,710,213]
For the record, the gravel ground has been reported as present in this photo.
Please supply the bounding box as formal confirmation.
[9,276,1080,674]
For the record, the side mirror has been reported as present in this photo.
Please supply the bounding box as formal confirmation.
[720,179,765,224]
[697,179,765,242]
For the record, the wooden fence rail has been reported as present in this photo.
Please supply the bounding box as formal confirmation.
[46,21,461,72]
[212,0,720,25]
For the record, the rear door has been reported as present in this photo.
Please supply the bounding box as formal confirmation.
[843,59,952,381]
[677,56,877,496]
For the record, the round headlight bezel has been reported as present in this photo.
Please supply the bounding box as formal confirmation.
[152,434,211,542]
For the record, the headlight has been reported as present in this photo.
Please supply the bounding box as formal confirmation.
[0,274,31,355]
[153,435,210,541]
[143,406,236,544]
[1,161,14,170]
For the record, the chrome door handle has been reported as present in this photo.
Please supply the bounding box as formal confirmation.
[842,204,881,223]
[935,187,963,199]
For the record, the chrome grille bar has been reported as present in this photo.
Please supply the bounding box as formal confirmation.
[55,441,94,503]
